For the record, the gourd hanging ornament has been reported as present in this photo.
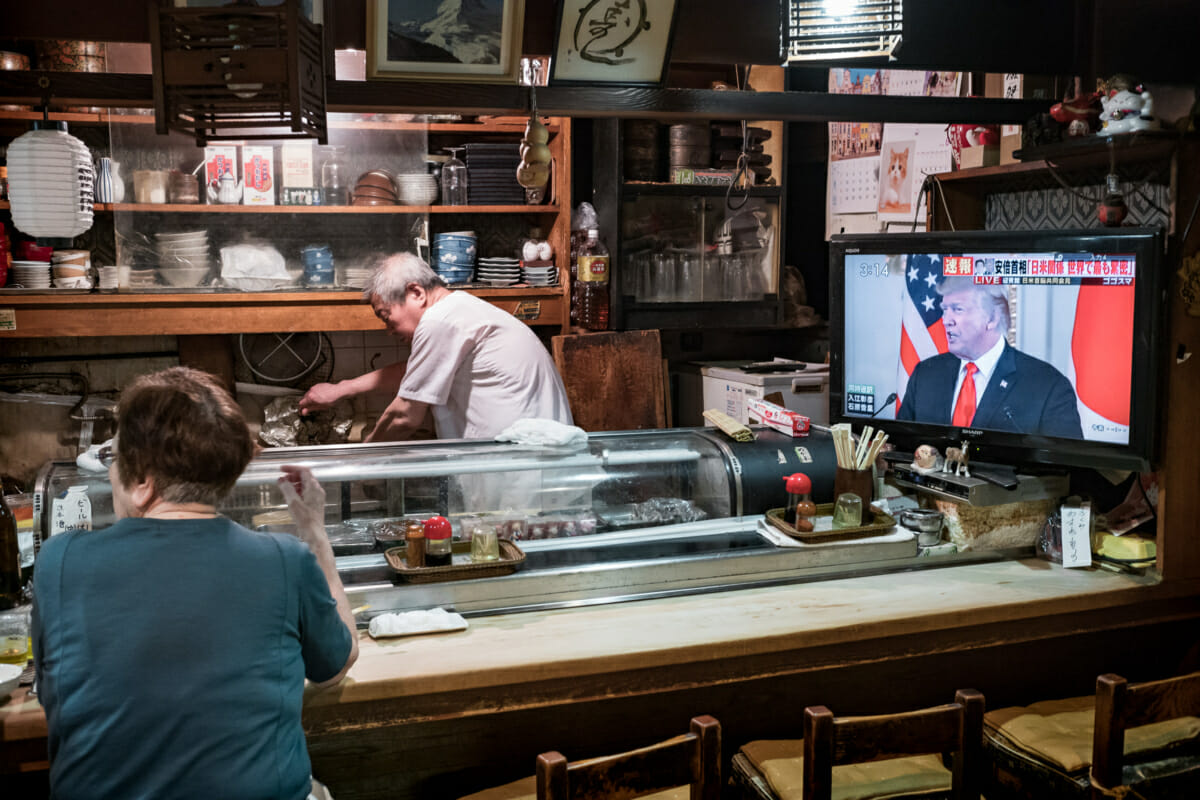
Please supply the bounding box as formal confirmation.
[516,94,551,192]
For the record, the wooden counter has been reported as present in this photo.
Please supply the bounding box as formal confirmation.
[10,559,1197,797]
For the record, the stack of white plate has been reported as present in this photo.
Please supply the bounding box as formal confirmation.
[156,230,212,288]
[522,262,558,287]
[11,261,51,289]
[126,269,160,289]
[343,267,373,288]
[477,256,521,286]
[395,173,438,205]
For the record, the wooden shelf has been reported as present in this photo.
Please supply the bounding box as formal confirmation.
[622,182,782,198]
[0,288,566,337]
[100,202,557,214]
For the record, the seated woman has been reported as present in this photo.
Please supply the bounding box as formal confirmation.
[32,366,358,799]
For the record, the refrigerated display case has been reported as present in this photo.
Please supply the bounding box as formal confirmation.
[31,428,971,619]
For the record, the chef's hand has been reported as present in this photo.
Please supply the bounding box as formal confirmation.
[277,465,328,546]
[298,382,343,415]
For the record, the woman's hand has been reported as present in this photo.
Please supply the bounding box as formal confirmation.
[277,465,328,546]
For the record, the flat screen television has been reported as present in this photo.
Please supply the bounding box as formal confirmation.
[830,227,1165,472]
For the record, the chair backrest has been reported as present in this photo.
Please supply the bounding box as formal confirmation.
[802,689,985,800]
[551,329,667,431]
[1091,670,1200,792]
[535,715,720,800]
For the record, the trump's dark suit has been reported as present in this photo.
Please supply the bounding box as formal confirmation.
[897,343,1083,439]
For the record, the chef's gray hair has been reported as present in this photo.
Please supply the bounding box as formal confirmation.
[361,252,446,304]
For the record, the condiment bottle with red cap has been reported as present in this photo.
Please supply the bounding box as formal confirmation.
[423,516,453,567]
[783,473,817,531]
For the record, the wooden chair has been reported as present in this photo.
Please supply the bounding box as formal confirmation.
[1091,671,1200,797]
[535,715,720,800]
[802,689,985,800]
[551,329,668,432]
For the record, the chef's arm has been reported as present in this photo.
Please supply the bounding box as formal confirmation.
[366,396,431,442]
[299,362,408,414]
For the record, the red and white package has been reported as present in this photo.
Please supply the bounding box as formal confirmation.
[747,397,810,437]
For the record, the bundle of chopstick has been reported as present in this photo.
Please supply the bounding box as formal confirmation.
[831,423,888,470]
[702,408,755,442]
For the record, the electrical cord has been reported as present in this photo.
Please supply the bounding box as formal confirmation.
[725,64,752,212]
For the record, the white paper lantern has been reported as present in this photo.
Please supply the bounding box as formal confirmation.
[6,122,94,239]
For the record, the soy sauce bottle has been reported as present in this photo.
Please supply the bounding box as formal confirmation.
[423,516,453,567]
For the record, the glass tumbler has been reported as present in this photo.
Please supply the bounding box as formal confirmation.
[675,253,701,302]
[441,147,469,206]
[0,604,31,665]
[651,252,676,303]
[470,526,500,562]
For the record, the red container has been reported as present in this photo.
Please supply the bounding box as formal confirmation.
[16,241,52,262]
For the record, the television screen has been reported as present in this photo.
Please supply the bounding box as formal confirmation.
[830,228,1164,472]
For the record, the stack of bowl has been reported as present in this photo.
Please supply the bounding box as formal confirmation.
[301,244,335,287]
[155,230,211,288]
[352,170,397,206]
[51,249,91,288]
[432,231,476,285]
[395,172,438,205]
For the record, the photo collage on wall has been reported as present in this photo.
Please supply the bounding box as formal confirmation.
[826,70,960,238]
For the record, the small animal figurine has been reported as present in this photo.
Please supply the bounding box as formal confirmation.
[942,441,971,478]
[1098,83,1157,135]
[911,444,943,474]
[1050,91,1103,137]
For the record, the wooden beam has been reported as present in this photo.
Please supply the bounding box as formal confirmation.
[0,72,1046,124]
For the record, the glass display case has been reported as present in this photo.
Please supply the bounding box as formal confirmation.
[31,428,961,618]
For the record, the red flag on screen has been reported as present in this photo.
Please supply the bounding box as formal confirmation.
[1071,281,1134,426]
[897,254,949,413]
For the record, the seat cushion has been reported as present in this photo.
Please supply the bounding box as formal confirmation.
[983,695,1200,773]
[738,739,952,800]
[458,774,688,800]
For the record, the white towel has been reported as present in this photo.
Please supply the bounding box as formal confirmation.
[367,608,468,639]
[494,418,588,448]
[75,438,113,474]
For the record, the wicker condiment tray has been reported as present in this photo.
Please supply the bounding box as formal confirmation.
[765,505,897,543]
[384,539,526,583]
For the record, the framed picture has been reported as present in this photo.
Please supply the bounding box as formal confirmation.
[549,0,679,86]
[366,0,525,83]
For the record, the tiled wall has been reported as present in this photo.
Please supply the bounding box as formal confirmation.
[325,331,411,417]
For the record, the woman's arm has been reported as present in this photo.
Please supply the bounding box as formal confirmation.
[277,465,359,686]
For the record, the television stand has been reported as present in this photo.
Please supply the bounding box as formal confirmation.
[887,456,1067,506]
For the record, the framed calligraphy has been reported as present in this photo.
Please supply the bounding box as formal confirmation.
[366,0,525,83]
[549,0,679,86]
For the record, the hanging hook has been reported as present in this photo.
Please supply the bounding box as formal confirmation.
[37,75,52,122]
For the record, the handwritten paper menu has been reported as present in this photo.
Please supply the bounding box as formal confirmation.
[1060,502,1093,568]
[51,485,92,536]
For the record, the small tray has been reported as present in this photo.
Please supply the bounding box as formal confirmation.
[765,505,897,543]
[384,539,525,583]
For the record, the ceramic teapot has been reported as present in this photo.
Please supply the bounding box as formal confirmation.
[207,169,243,204]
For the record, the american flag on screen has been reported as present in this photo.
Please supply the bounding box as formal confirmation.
[896,254,949,414]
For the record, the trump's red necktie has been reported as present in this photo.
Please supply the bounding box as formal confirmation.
[952,362,978,427]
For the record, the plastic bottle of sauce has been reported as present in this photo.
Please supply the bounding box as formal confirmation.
[423,516,453,567]
[576,228,610,330]
[404,519,425,569]
[783,472,816,532]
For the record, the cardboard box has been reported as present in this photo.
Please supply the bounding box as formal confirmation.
[983,73,1063,101]
[242,145,275,205]
[999,133,1022,165]
[700,363,829,427]
[203,145,238,204]
[281,140,318,205]
[960,144,1000,169]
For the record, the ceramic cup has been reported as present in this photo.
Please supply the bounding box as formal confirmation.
[133,170,169,204]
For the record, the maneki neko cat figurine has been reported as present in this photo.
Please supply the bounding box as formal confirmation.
[1098,76,1158,135]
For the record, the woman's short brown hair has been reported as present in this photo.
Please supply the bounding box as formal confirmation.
[115,367,255,506]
